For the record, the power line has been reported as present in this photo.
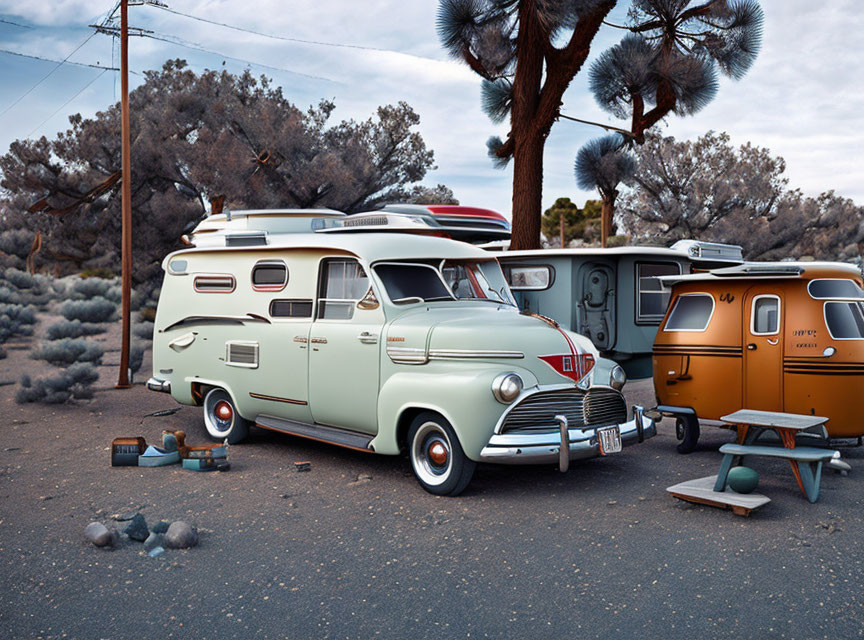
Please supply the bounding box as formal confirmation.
[0,18,33,29]
[26,69,109,138]
[0,30,98,117]
[0,48,119,71]
[150,3,392,53]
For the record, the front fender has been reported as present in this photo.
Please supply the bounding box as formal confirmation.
[372,365,538,459]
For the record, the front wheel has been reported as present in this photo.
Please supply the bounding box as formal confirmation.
[408,412,476,496]
[203,388,251,444]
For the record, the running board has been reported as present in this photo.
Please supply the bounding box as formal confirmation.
[255,414,374,452]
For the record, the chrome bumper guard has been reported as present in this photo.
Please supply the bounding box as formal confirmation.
[146,377,171,393]
[479,404,655,468]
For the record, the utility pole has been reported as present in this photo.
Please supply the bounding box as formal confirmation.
[115,0,132,389]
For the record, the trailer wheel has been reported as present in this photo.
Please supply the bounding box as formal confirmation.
[203,388,250,444]
[675,415,700,454]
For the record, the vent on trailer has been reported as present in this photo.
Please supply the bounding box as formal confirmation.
[671,240,744,264]
[225,341,259,368]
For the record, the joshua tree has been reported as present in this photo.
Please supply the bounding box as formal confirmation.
[437,0,763,249]
[574,134,636,244]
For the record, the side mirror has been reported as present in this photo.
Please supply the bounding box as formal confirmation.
[356,287,379,311]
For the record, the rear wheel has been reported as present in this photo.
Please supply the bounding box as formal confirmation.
[408,412,476,496]
[203,388,250,444]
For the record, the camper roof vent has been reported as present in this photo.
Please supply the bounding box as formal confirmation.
[225,232,268,247]
[712,264,804,277]
[672,240,743,263]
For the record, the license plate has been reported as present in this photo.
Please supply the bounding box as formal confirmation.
[598,426,622,455]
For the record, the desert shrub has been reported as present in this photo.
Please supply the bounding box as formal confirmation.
[30,339,104,367]
[0,230,34,263]
[130,342,146,374]
[79,268,115,279]
[60,297,116,323]
[16,362,99,404]
[45,319,106,340]
[68,278,122,303]
[0,303,37,342]
[0,268,57,308]
[132,321,154,341]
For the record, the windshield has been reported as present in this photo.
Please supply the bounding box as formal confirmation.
[374,260,514,305]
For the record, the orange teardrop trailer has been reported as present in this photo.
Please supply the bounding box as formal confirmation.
[652,263,864,451]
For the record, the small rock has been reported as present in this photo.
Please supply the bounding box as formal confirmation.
[124,513,149,542]
[143,532,164,552]
[84,522,118,547]
[358,473,372,481]
[607,500,617,506]
[148,546,165,558]
[151,521,170,534]
[164,521,198,549]
[294,461,311,472]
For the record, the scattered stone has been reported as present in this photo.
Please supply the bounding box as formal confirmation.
[148,546,165,558]
[294,461,311,472]
[348,473,373,486]
[215,460,231,472]
[84,522,119,547]
[152,521,170,534]
[164,521,198,549]
[607,500,618,506]
[124,514,149,542]
[4,447,21,452]
[39,495,54,501]
[143,532,164,552]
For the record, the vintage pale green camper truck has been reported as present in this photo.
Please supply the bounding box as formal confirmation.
[148,212,655,495]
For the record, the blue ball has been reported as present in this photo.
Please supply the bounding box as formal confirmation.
[727,466,759,494]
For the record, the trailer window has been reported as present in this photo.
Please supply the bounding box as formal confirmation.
[269,299,313,319]
[664,294,715,332]
[504,265,553,291]
[252,261,288,291]
[808,279,864,300]
[751,295,780,335]
[824,302,864,340]
[317,259,370,320]
[637,263,680,323]
[193,274,235,293]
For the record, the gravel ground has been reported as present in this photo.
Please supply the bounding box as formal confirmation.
[1,317,863,639]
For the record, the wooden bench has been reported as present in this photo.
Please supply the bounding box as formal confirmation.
[714,443,838,503]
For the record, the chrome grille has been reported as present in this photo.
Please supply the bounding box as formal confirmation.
[500,387,628,433]
[500,390,586,432]
[583,388,627,426]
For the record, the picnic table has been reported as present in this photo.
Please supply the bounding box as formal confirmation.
[719,409,837,502]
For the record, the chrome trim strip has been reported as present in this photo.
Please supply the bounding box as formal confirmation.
[428,349,524,359]
[146,377,171,393]
[386,346,428,364]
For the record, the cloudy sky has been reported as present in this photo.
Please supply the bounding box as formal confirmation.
[0,0,861,216]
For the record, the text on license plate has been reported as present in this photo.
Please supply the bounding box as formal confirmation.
[598,426,622,455]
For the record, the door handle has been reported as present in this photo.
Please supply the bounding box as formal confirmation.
[747,343,757,351]
[357,332,378,344]
[767,338,779,346]
[310,337,327,344]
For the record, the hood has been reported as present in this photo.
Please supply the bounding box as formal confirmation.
[385,304,597,385]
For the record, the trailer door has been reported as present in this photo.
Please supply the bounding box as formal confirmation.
[743,287,784,411]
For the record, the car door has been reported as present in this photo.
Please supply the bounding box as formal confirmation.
[307,258,384,434]
[743,287,784,411]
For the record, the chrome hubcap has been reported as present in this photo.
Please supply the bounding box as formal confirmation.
[411,422,453,487]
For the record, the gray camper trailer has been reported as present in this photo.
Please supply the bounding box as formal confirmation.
[496,241,744,379]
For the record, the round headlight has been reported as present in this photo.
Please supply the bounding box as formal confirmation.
[610,365,627,390]
[492,373,523,404]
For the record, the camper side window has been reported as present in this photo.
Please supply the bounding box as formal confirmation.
[252,261,288,292]
[317,259,370,320]
[270,299,313,319]
[636,263,680,323]
[664,294,714,332]
[824,302,864,340]
[751,295,780,335]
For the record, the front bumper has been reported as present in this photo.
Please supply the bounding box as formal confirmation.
[478,405,655,466]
